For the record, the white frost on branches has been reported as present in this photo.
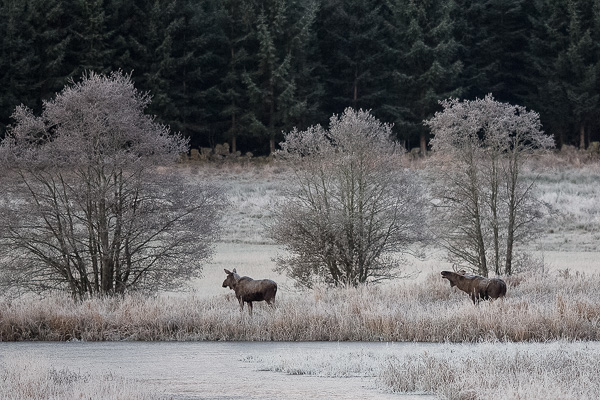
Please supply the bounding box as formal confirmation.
[272,108,428,287]
[425,94,555,276]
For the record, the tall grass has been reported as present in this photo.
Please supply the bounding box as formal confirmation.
[380,343,600,400]
[244,341,600,399]
[0,353,164,400]
[1,270,599,342]
[1,159,598,343]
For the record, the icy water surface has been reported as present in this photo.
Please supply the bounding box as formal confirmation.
[0,341,434,399]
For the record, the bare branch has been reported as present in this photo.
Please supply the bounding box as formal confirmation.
[0,71,226,299]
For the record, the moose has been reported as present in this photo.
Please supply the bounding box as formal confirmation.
[222,268,277,315]
[441,270,507,304]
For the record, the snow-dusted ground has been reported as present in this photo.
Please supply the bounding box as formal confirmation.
[1,160,597,399]
[185,161,600,295]
[183,161,600,399]
[3,341,597,399]
[244,341,600,399]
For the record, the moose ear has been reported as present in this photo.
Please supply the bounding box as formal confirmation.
[233,268,237,274]
[224,269,231,275]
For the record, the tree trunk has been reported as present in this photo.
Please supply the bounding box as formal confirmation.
[490,163,500,275]
[420,132,427,155]
[475,210,488,277]
[353,66,358,108]
[469,162,488,277]
[98,196,113,294]
[505,190,515,276]
[505,157,519,276]
[556,129,564,149]
[269,78,275,155]
[579,124,586,149]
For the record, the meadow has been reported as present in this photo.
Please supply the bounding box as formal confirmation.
[1,153,599,399]
[1,265,600,342]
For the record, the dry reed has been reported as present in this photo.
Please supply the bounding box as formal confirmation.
[243,340,600,399]
[380,342,600,399]
[1,270,599,342]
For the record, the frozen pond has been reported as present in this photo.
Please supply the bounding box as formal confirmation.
[0,341,437,399]
[3,341,598,399]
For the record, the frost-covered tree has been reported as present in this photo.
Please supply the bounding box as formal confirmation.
[0,71,225,299]
[426,95,554,276]
[270,108,428,287]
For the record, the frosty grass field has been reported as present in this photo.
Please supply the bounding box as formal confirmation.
[1,154,600,399]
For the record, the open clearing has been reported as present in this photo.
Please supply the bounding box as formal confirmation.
[1,158,599,399]
[184,159,600,296]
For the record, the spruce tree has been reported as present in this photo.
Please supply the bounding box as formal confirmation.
[109,0,150,75]
[529,0,573,147]
[285,0,324,133]
[0,0,39,133]
[530,0,600,147]
[30,0,78,105]
[243,0,313,155]
[213,0,257,153]
[392,0,463,152]
[73,0,115,75]
[167,0,224,148]
[317,0,388,117]
[560,0,599,148]
[471,0,533,104]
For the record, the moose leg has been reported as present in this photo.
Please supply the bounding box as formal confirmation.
[470,290,477,305]
[238,298,244,312]
[247,302,253,315]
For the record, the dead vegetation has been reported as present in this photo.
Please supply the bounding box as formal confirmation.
[0,269,598,342]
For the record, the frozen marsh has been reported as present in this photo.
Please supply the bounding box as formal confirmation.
[1,157,599,399]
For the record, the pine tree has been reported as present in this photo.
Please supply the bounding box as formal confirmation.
[560,0,599,148]
[317,0,388,117]
[471,0,533,104]
[392,0,463,152]
[530,0,600,147]
[109,0,150,75]
[213,0,257,153]
[0,0,39,133]
[529,0,573,147]
[243,0,313,155]
[73,0,115,75]
[30,0,78,104]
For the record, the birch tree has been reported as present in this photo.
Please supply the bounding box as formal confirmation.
[426,95,554,276]
[270,108,428,287]
[0,71,225,299]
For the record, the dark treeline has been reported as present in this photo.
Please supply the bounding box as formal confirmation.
[1,0,599,155]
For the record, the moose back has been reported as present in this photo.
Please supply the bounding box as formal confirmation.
[441,270,506,304]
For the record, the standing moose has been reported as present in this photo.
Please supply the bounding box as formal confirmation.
[222,268,277,314]
[441,270,507,304]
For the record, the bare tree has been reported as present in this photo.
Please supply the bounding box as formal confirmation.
[426,95,555,276]
[0,71,226,299]
[270,108,429,287]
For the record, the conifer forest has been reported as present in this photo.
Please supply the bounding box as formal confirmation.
[0,0,598,155]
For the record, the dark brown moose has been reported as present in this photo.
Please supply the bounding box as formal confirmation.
[222,268,277,315]
[441,270,507,304]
